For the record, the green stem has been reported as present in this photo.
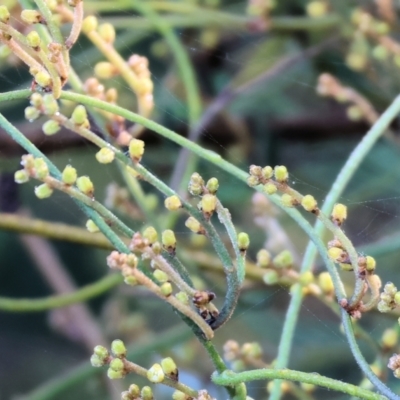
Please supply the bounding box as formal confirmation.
[212,368,387,400]
[0,274,122,312]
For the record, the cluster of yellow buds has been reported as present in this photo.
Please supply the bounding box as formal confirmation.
[317,73,378,124]
[223,339,264,371]
[378,282,400,313]
[107,251,139,286]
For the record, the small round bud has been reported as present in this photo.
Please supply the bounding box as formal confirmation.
[164,195,182,211]
[247,175,259,187]
[107,368,124,379]
[201,193,217,214]
[33,158,49,179]
[26,31,41,47]
[262,269,279,285]
[318,272,334,294]
[153,270,169,283]
[141,386,153,400]
[62,165,77,185]
[111,339,127,358]
[242,342,262,358]
[274,165,288,183]
[306,1,328,18]
[301,194,318,212]
[382,329,398,349]
[185,217,204,234]
[273,250,293,268]
[86,219,99,233]
[172,391,187,400]
[331,203,347,225]
[366,256,376,272]
[249,165,262,176]
[162,229,176,252]
[128,384,140,397]
[98,23,116,44]
[30,93,43,107]
[237,232,250,251]
[0,6,10,23]
[42,120,60,135]
[21,9,43,24]
[14,170,30,184]
[281,193,296,207]
[347,105,363,121]
[256,249,271,268]
[328,247,345,262]
[35,183,53,199]
[129,138,145,162]
[264,183,277,194]
[189,173,204,195]
[384,282,397,295]
[147,363,165,383]
[176,291,189,305]
[24,106,41,121]
[299,271,314,285]
[42,94,59,115]
[262,166,273,179]
[206,177,219,194]
[161,357,178,380]
[76,176,94,197]
[124,276,138,286]
[35,71,52,88]
[71,105,88,125]
[82,16,98,33]
[160,282,173,296]
[95,147,115,164]
[90,354,104,367]
[143,226,158,244]
[94,61,117,79]
[94,345,109,359]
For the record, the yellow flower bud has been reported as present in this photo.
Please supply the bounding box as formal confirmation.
[318,272,334,294]
[153,270,169,283]
[164,195,182,211]
[249,164,262,176]
[328,246,344,262]
[256,249,271,268]
[147,363,165,383]
[129,138,145,162]
[281,193,295,207]
[82,16,98,33]
[306,1,328,18]
[14,170,30,184]
[331,203,347,225]
[262,269,279,285]
[143,226,158,244]
[160,282,173,296]
[176,291,189,305]
[98,23,116,44]
[162,229,176,252]
[35,183,53,199]
[301,194,318,212]
[264,183,277,194]
[26,31,41,48]
[161,357,178,380]
[141,386,153,400]
[366,256,376,272]
[24,106,40,121]
[35,71,52,88]
[273,250,293,268]
[95,147,115,164]
[42,94,59,115]
[262,166,273,179]
[274,165,288,182]
[86,219,99,233]
[33,158,49,179]
[382,329,398,349]
[76,176,94,197]
[206,177,219,194]
[111,339,127,358]
[94,61,117,80]
[0,6,10,23]
[185,217,204,234]
[201,193,217,214]
[247,175,259,187]
[62,165,77,185]
[21,9,43,24]
[237,232,250,252]
[71,105,88,125]
[42,120,60,135]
